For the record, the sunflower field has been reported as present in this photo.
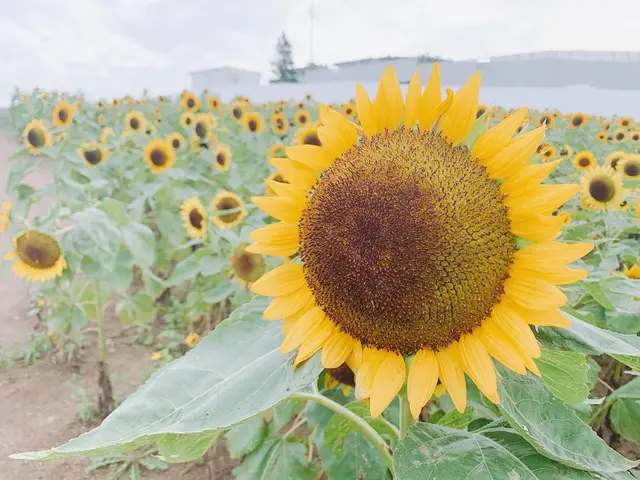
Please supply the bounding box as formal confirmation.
[3,65,640,479]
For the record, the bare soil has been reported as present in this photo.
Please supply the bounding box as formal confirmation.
[0,131,236,479]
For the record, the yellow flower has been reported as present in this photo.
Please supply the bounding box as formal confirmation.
[539,144,556,162]
[248,65,592,418]
[537,113,554,128]
[143,139,175,173]
[4,231,67,282]
[606,151,626,171]
[295,109,311,126]
[612,128,627,142]
[558,145,573,158]
[619,155,640,179]
[231,243,265,284]
[573,151,596,170]
[296,125,322,146]
[180,197,207,239]
[167,132,184,150]
[180,111,196,129]
[184,333,201,349]
[125,111,146,133]
[244,112,264,133]
[569,112,587,128]
[52,102,74,128]
[580,166,625,211]
[324,363,355,397]
[341,103,356,119]
[210,191,246,229]
[76,141,108,167]
[22,119,52,154]
[0,200,11,232]
[619,116,633,128]
[622,264,640,280]
[213,144,232,172]
[180,91,200,111]
[271,113,289,135]
[230,101,245,121]
[207,95,221,111]
[269,143,286,158]
[151,351,163,361]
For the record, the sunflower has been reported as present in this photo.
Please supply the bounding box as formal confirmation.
[341,103,356,119]
[612,128,627,142]
[231,242,265,284]
[620,155,640,179]
[210,191,246,228]
[631,131,640,142]
[573,151,596,170]
[143,139,175,173]
[537,113,554,128]
[180,197,207,239]
[99,128,115,145]
[193,116,210,140]
[296,125,322,146]
[265,172,290,196]
[580,166,624,210]
[606,151,626,171]
[213,144,232,172]
[4,231,67,282]
[76,141,108,167]
[200,113,218,129]
[597,132,607,142]
[244,112,264,133]
[230,102,245,120]
[22,119,52,154]
[180,111,196,128]
[248,65,591,418]
[125,111,146,133]
[619,117,633,128]
[476,104,489,119]
[144,123,157,137]
[168,132,185,150]
[539,144,556,162]
[622,264,640,280]
[271,113,289,135]
[96,100,105,109]
[180,91,200,111]
[97,113,107,127]
[269,143,286,158]
[52,102,74,128]
[185,333,201,349]
[0,201,11,232]
[206,95,221,111]
[295,109,311,126]
[569,112,587,128]
[558,145,573,158]
[324,363,356,396]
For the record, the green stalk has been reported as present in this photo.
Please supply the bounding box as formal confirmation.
[95,280,107,363]
[291,392,394,475]
[398,393,413,438]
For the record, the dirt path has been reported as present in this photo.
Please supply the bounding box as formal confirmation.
[0,131,235,479]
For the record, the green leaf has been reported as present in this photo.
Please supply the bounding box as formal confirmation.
[157,211,185,246]
[611,379,640,400]
[226,414,268,459]
[232,438,316,480]
[270,399,304,433]
[610,397,640,444]
[392,423,537,480]
[536,348,590,404]
[98,198,130,225]
[12,298,322,460]
[167,256,200,286]
[436,406,475,429]
[204,281,236,303]
[121,223,155,268]
[582,281,615,309]
[496,367,638,473]
[155,431,220,463]
[200,256,226,276]
[142,269,165,298]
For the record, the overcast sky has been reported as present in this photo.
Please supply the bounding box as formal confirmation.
[1,0,638,104]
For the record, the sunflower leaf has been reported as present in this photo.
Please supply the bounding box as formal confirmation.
[536,348,590,404]
[155,431,221,463]
[11,298,322,461]
[231,437,317,480]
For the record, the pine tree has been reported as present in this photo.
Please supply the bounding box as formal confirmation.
[271,32,298,83]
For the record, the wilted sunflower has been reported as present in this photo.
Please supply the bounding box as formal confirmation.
[168,132,185,150]
[22,119,52,154]
[180,111,196,129]
[271,113,289,135]
[619,117,633,128]
[125,111,146,133]
[580,166,624,210]
[248,65,591,418]
[52,102,74,128]
[558,144,573,158]
[296,125,322,146]
[606,151,627,171]
[207,95,221,111]
[210,190,246,228]
[597,132,607,142]
[295,109,311,126]
[230,102,245,120]
[569,113,587,128]
[620,155,640,179]
[612,128,627,142]
[573,151,596,170]
[244,112,264,133]
[143,139,175,173]
[180,197,207,239]
[269,143,286,158]
[180,91,200,111]
[76,141,108,167]
[537,113,554,128]
[0,200,11,232]
[4,231,67,282]
[231,242,265,284]
[213,144,232,172]
[265,172,290,196]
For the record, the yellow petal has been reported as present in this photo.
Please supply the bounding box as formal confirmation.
[515,241,594,265]
[321,330,355,368]
[263,285,314,320]
[510,304,572,328]
[404,69,422,129]
[418,63,442,130]
[500,160,562,196]
[482,127,545,180]
[504,276,568,310]
[280,306,325,352]
[285,145,334,171]
[509,211,563,243]
[477,321,527,375]
[407,349,439,418]
[356,83,376,136]
[270,157,319,189]
[264,178,308,205]
[252,196,304,223]
[250,264,305,296]
[355,348,382,400]
[245,242,299,257]
[317,125,352,159]
[440,71,481,145]
[437,343,467,413]
[374,66,403,132]
[294,317,335,365]
[318,105,358,150]
[459,334,499,404]
[369,351,406,417]
[506,184,579,216]
[512,263,588,285]
[491,304,541,359]
[347,340,363,371]
[472,107,529,161]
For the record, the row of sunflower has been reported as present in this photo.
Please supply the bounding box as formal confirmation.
[4,71,640,478]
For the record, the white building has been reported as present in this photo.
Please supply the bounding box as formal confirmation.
[190,67,261,92]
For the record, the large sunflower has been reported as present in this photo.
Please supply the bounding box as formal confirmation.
[248,65,591,418]
[4,231,67,282]
[76,141,108,167]
[580,166,625,211]
[573,151,596,170]
[125,111,146,133]
[606,151,627,171]
[52,102,74,128]
[213,144,232,172]
[143,139,175,173]
[569,112,587,128]
[210,191,247,228]
[22,119,52,154]
[180,197,207,239]
[620,155,640,179]
[180,91,200,111]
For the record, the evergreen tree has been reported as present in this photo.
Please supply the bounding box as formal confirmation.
[271,32,298,83]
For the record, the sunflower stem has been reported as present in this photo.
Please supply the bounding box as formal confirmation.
[291,392,395,475]
[95,280,114,418]
[95,280,107,363]
[399,393,413,438]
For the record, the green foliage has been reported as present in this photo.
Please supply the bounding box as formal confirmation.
[271,32,298,83]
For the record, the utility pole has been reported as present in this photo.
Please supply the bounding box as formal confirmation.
[309,0,315,65]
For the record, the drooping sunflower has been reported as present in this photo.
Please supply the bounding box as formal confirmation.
[230,102,245,121]
[207,95,221,111]
[295,109,311,126]
[22,119,52,154]
[76,141,108,167]
[125,111,146,133]
[612,128,627,142]
[4,231,67,282]
[248,65,592,418]
[619,117,633,128]
[573,151,596,170]
[180,197,207,239]
[244,112,264,133]
[0,200,11,232]
[168,132,185,150]
[569,112,587,128]
[231,242,265,285]
[180,91,200,111]
[180,111,196,129]
[606,151,627,171]
[558,144,573,158]
[620,155,640,179]
[265,172,290,196]
[269,143,286,158]
[296,125,322,146]
[271,113,289,135]
[537,113,554,128]
[52,102,74,128]
[143,139,175,173]
[213,144,232,172]
[580,166,624,210]
[210,190,247,228]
